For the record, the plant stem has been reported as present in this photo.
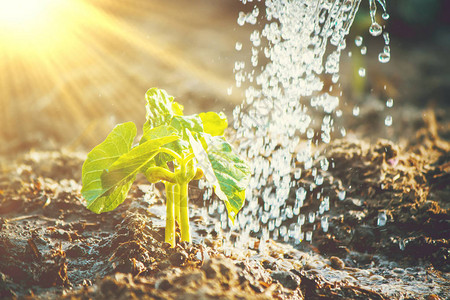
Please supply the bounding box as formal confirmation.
[174,184,180,225]
[179,181,190,242]
[159,148,183,164]
[164,182,176,247]
[183,153,195,164]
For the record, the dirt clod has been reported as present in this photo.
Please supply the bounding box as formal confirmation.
[270,270,301,290]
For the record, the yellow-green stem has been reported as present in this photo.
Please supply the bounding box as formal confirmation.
[159,148,183,164]
[164,182,176,248]
[179,181,190,242]
[174,184,181,225]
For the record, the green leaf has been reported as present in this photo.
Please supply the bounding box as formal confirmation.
[187,131,251,222]
[140,125,179,144]
[144,88,184,130]
[141,124,187,169]
[143,88,196,158]
[199,111,228,136]
[101,134,179,195]
[81,122,137,213]
[170,115,203,139]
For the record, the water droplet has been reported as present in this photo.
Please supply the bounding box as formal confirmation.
[338,190,346,200]
[378,52,390,63]
[358,67,366,77]
[321,216,329,232]
[320,158,329,171]
[354,36,363,47]
[377,211,387,226]
[296,187,307,203]
[308,212,315,223]
[251,5,259,18]
[360,46,367,55]
[280,225,287,237]
[331,74,340,84]
[306,128,314,139]
[235,42,243,51]
[250,30,261,47]
[382,12,390,20]
[383,32,390,45]
[298,214,305,226]
[323,196,330,211]
[268,219,275,231]
[369,23,382,36]
[353,105,360,116]
[386,98,394,107]
[399,239,405,251]
[385,115,392,126]
[305,231,313,242]
[251,54,258,67]
[237,12,246,26]
[273,228,279,240]
[315,174,324,185]
[286,207,293,219]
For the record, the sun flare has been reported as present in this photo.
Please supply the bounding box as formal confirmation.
[0,0,111,56]
[0,0,59,46]
[0,0,52,28]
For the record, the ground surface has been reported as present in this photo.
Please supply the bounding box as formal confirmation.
[0,109,448,299]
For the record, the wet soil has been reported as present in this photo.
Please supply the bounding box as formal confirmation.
[0,109,448,300]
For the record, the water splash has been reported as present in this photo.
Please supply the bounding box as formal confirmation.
[222,0,391,247]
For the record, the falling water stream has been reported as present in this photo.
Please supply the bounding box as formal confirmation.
[225,0,390,248]
[198,1,450,297]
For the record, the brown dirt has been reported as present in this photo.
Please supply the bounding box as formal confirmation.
[0,109,448,300]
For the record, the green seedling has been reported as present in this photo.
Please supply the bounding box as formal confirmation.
[81,88,251,247]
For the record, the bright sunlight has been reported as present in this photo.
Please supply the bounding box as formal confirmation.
[0,0,60,51]
[0,0,52,28]
[0,0,112,55]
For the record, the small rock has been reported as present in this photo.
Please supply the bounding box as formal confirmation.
[330,256,345,270]
[169,252,188,267]
[270,271,301,290]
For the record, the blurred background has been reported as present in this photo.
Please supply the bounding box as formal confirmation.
[0,0,449,156]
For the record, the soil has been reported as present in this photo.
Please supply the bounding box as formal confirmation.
[0,108,448,299]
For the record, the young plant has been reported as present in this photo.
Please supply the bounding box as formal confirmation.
[81,88,251,247]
